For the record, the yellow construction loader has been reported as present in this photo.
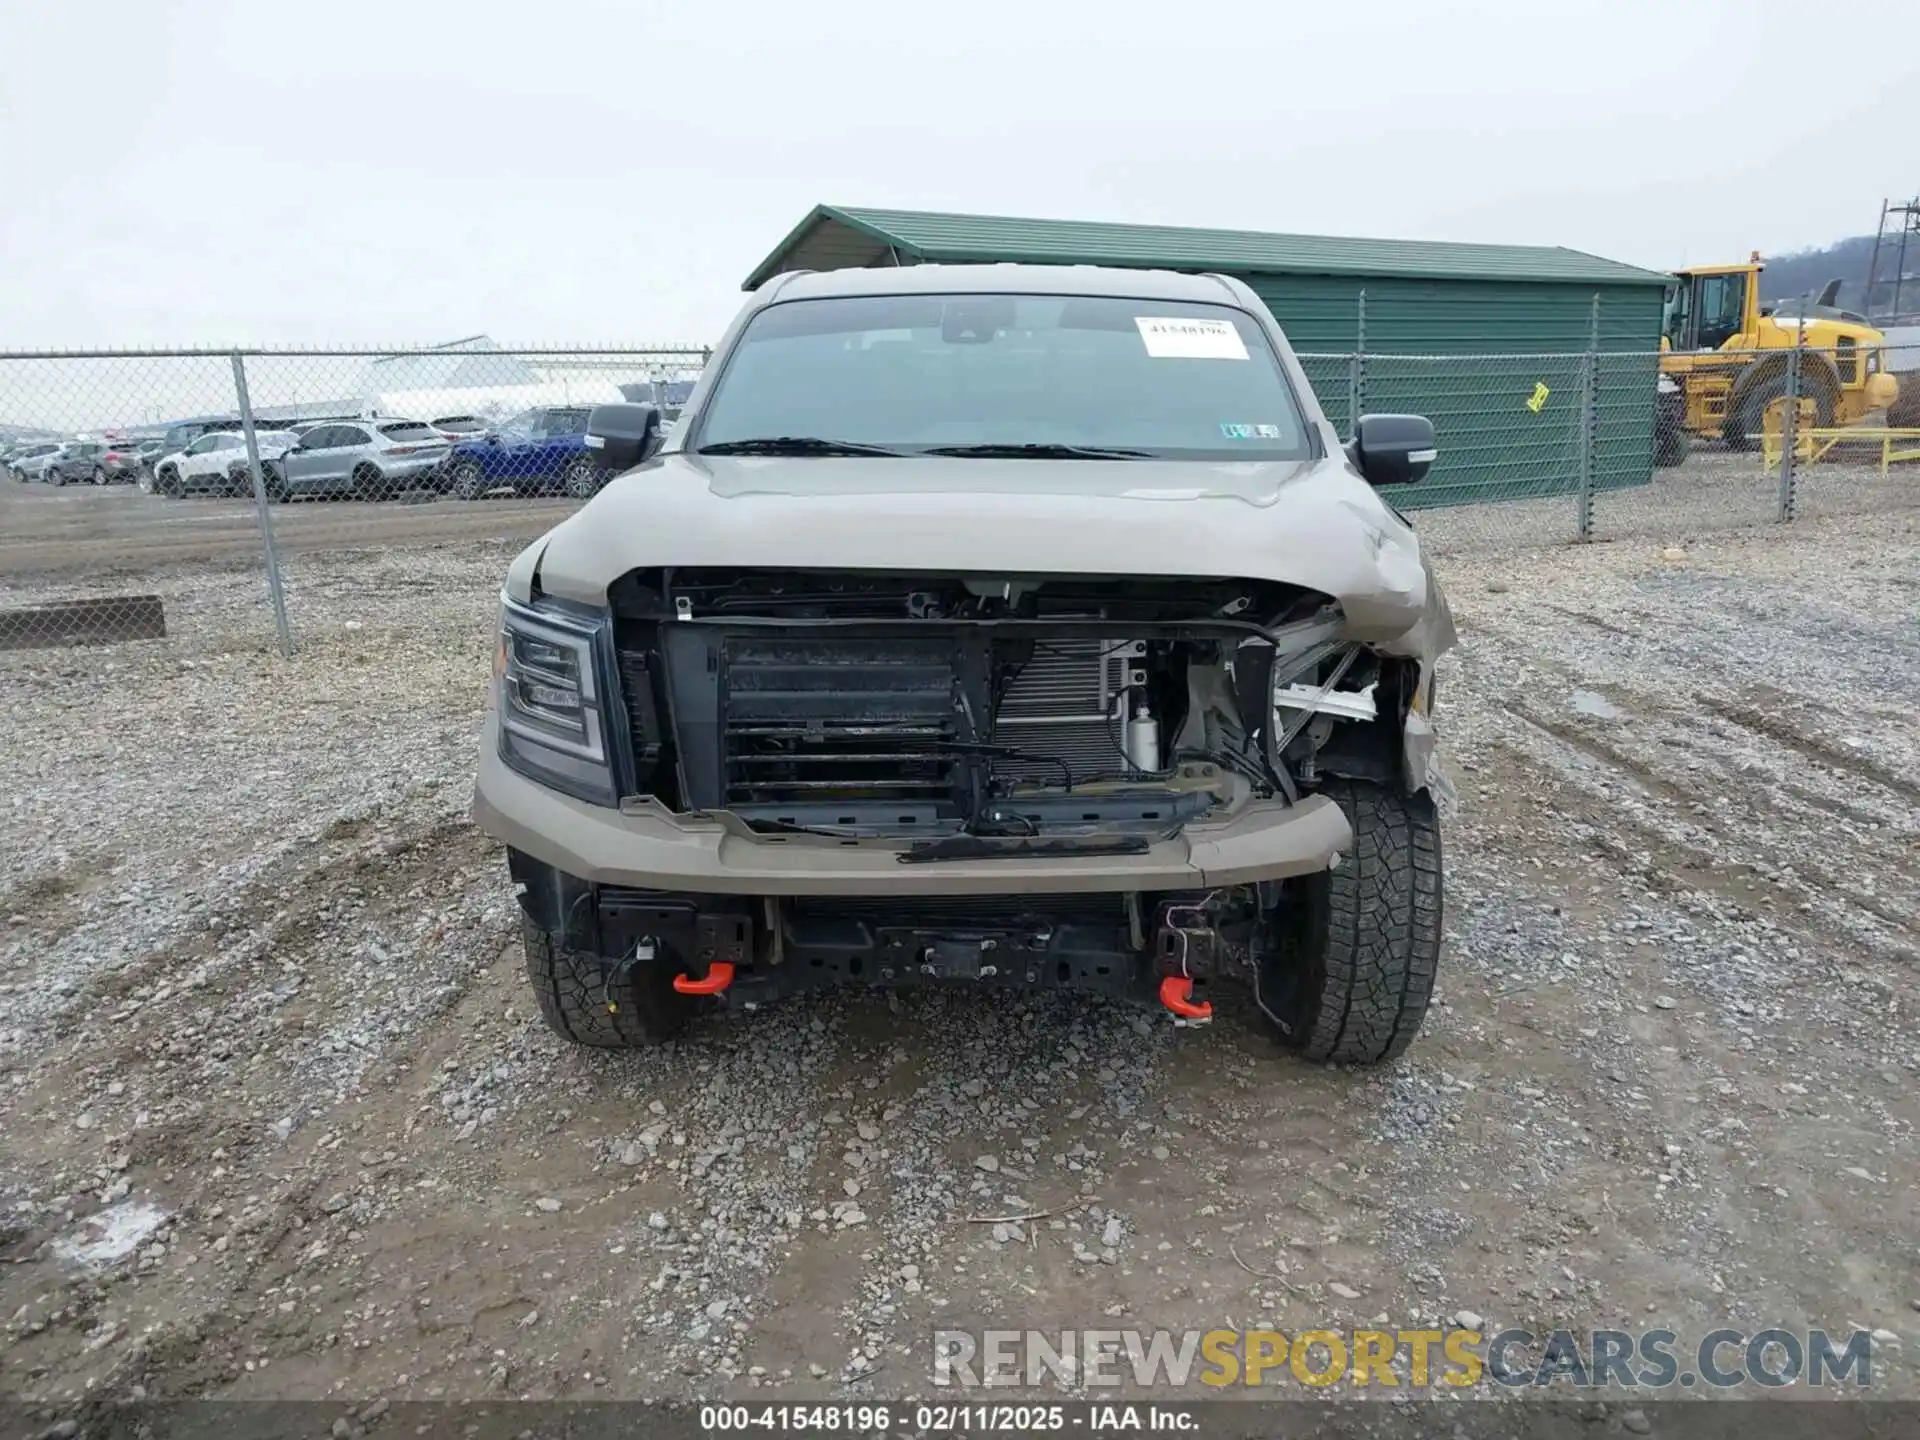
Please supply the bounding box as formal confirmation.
[1660,255,1898,447]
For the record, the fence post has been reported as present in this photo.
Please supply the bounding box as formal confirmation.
[1777,324,1804,523]
[1575,295,1599,541]
[231,352,295,657]
[1348,290,1367,439]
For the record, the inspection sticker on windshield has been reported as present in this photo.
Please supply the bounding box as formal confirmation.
[1135,316,1249,360]
[1220,422,1283,440]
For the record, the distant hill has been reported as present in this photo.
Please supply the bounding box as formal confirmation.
[1759,232,1920,318]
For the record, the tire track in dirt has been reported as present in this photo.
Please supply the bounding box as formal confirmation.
[1702,693,1920,808]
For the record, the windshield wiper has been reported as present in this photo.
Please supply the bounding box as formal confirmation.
[919,442,1154,460]
[697,436,905,457]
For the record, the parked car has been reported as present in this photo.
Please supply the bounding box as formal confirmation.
[474,264,1453,1063]
[262,419,452,501]
[157,419,244,455]
[89,440,150,485]
[151,431,298,497]
[284,414,367,437]
[5,442,62,481]
[40,442,112,486]
[440,406,606,499]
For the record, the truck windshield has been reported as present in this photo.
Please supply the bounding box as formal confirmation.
[695,293,1313,461]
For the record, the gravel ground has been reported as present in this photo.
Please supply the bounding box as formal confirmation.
[2,506,1917,1423]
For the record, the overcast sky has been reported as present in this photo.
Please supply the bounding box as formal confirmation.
[2,0,1917,352]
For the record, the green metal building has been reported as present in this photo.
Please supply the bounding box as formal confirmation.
[744,205,1674,508]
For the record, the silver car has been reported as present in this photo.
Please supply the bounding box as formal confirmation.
[267,419,452,501]
[7,442,64,481]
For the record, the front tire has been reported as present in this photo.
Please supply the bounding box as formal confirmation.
[155,466,181,499]
[352,463,388,501]
[561,455,603,499]
[1256,778,1442,1065]
[521,916,690,1048]
[1654,420,1690,469]
[93,467,110,486]
[449,460,487,501]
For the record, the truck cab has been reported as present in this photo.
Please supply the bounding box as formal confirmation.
[1660,258,1897,444]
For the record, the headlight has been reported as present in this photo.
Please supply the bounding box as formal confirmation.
[496,596,619,806]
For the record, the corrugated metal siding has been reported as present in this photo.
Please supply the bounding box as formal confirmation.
[1251,278,1664,508]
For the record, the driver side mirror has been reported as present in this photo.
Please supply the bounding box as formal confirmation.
[584,403,662,472]
[1348,414,1437,487]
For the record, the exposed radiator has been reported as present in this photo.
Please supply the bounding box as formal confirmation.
[993,639,1145,784]
[721,636,958,808]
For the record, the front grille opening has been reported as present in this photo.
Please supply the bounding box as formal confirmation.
[722,637,960,809]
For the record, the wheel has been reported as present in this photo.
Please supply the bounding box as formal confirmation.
[155,466,181,499]
[1725,375,1835,451]
[1255,778,1442,1065]
[1654,422,1690,469]
[352,463,388,501]
[261,461,289,503]
[448,460,487,501]
[93,467,109,486]
[49,469,64,488]
[521,916,689,1047]
[561,455,604,499]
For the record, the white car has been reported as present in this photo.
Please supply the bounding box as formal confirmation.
[147,430,298,499]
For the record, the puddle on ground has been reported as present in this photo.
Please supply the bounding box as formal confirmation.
[1569,689,1627,721]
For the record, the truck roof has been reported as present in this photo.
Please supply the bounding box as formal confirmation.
[757,261,1248,306]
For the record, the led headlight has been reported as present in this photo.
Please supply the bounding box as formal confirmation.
[496,596,618,805]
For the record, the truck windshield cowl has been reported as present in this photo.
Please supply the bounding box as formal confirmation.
[693,292,1314,463]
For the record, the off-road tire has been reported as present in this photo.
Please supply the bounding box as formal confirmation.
[521,915,689,1047]
[1654,422,1690,469]
[1725,374,1835,451]
[1258,778,1441,1065]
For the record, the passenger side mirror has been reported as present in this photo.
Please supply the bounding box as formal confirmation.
[585,403,662,472]
[1349,413,1437,487]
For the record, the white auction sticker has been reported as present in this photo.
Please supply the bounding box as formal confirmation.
[1135,316,1249,360]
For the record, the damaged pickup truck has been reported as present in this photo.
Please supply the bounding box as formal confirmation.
[473,263,1455,1065]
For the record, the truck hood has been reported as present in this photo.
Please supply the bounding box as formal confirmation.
[523,451,1454,660]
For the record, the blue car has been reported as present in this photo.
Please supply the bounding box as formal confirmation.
[440,406,609,500]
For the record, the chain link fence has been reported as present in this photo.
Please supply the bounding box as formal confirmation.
[4,340,1918,657]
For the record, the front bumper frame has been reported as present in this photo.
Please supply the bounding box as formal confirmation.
[474,720,1353,898]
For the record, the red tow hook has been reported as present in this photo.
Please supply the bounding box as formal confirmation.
[1158,974,1212,1023]
[672,961,736,996]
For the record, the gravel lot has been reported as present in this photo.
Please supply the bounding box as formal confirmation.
[2,483,1917,1422]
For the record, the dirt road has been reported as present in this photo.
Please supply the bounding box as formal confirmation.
[1,518,1916,1419]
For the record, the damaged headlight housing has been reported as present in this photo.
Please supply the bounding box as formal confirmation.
[495,596,617,806]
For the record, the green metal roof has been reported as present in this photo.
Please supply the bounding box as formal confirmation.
[744,204,1672,291]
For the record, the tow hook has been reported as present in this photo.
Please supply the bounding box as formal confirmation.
[672,961,736,996]
[1158,974,1212,1023]
[1154,895,1219,1026]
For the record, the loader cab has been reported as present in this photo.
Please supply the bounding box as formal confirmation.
[1666,265,1759,353]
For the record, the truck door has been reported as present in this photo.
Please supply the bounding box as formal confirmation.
[1692,273,1749,351]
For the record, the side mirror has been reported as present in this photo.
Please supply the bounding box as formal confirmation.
[584,402,662,472]
[1348,413,1437,487]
